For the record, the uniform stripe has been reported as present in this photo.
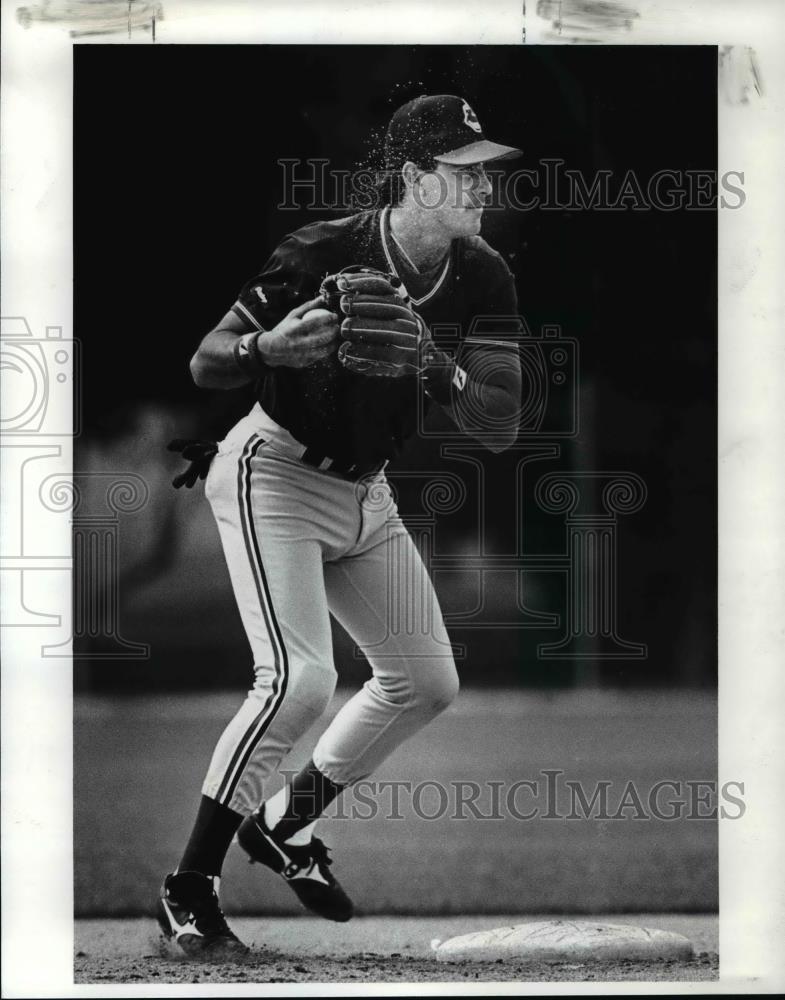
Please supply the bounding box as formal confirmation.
[215,434,290,805]
[232,300,265,331]
[379,205,452,307]
[214,434,275,803]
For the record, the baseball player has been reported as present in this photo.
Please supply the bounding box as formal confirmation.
[158,95,523,957]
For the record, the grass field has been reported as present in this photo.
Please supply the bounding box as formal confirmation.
[75,688,717,916]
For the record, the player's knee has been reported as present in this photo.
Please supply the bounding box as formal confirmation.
[287,661,337,720]
[409,661,460,714]
[252,659,336,723]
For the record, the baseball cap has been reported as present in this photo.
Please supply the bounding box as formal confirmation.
[384,94,521,168]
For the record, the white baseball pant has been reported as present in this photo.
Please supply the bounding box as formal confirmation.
[200,406,459,815]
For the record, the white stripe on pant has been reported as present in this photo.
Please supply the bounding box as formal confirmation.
[201,409,459,815]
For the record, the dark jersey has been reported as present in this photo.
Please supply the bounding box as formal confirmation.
[231,207,518,465]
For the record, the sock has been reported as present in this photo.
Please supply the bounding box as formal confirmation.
[178,795,243,877]
[265,759,345,845]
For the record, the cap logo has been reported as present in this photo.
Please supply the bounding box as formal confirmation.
[462,100,482,134]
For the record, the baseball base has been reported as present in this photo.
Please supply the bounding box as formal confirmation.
[431,920,695,963]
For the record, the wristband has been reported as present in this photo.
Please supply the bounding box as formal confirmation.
[421,347,466,405]
[233,330,268,377]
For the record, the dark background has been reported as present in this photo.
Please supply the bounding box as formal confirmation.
[73,45,717,692]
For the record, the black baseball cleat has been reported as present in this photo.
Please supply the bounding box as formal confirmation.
[237,807,354,922]
[156,871,249,959]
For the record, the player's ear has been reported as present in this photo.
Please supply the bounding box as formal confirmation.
[401,161,421,194]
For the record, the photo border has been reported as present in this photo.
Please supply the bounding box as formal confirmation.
[2,1,783,995]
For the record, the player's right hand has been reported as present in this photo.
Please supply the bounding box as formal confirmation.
[256,298,340,368]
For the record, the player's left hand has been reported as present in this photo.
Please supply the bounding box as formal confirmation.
[319,266,423,377]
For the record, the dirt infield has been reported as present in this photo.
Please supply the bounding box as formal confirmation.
[75,914,718,984]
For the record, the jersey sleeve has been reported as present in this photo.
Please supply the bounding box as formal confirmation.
[467,249,525,339]
[487,252,518,313]
[230,236,322,332]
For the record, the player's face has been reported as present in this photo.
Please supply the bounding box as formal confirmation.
[418,162,493,238]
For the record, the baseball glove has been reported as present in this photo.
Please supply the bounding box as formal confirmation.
[319,266,424,377]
